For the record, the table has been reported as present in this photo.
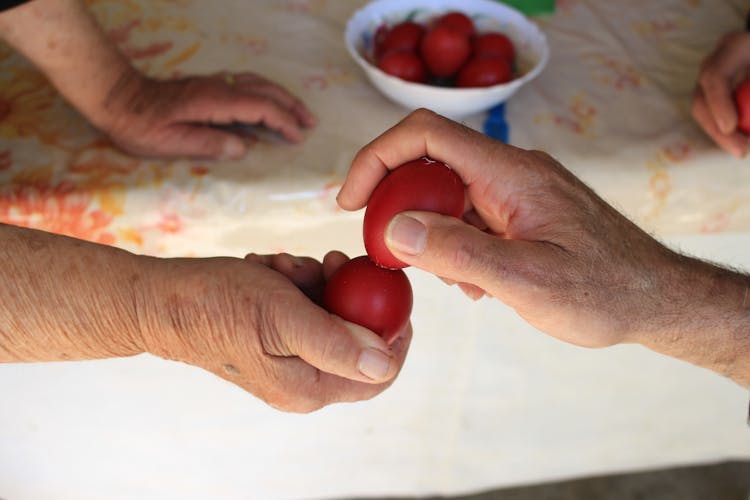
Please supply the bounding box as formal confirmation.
[1,1,749,499]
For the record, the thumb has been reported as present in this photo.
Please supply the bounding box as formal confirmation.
[276,298,406,384]
[384,211,529,298]
[165,124,247,160]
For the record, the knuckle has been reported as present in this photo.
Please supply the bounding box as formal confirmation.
[698,71,720,91]
[528,149,555,164]
[409,108,440,125]
[440,228,499,280]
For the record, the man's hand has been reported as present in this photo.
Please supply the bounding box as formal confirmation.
[338,109,750,386]
[692,31,750,158]
[99,71,316,159]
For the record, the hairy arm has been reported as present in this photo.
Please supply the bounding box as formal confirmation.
[339,109,750,388]
[633,254,750,387]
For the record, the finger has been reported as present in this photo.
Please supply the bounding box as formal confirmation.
[457,282,487,301]
[698,67,739,135]
[383,210,557,302]
[699,32,750,133]
[154,123,247,160]
[248,322,412,413]
[438,276,487,300]
[179,91,305,143]
[232,97,306,143]
[269,253,323,289]
[244,252,267,264]
[268,289,402,384]
[245,252,327,303]
[692,88,749,157]
[463,209,488,231]
[337,108,517,210]
[234,74,317,128]
[322,250,349,280]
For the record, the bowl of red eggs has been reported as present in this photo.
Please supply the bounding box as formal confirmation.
[345,0,549,118]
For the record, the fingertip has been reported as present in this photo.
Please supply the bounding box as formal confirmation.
[335,188,359,211]
[244,252,260,262]
[295,104,317,128]
[458,282,486,301]
[283,126,305,143]
[338,318,397,383]
[385,213,427,257]
[221,137,247,160]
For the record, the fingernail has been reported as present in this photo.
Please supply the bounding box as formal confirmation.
[357,348,390,380]
[386,214,426,256]
[221,138,246,160]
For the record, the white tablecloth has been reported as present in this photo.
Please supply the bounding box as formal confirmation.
[1,1,749,499]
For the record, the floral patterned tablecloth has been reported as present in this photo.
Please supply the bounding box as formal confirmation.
[1,1,749,499]
[0,0,749,260]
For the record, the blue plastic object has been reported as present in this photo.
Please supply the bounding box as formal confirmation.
[483,102,509,143]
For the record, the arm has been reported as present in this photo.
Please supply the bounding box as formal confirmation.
[0,0,316,159]
[0,0,134,133]
[0,223,408,411]
[338,109,750,387]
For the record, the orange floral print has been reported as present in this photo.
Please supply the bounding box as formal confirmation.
[0,68,60,144]
[0,179,116,245]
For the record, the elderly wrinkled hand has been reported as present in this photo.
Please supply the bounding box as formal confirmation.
[135,251,410,412]
[0,0,316,161]
[0,223,410,413]
[99,71,316,159]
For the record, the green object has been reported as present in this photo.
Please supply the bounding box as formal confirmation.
[496,0,555,16]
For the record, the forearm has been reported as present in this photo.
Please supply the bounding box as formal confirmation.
[0,224,147,362]
[635,254,750,388]
[0,0,139,130]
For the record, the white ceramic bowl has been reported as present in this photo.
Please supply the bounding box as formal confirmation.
[345,0,549,118]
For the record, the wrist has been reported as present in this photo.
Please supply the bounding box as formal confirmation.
[132,256,253,363]
[88,66,150,134]
[632,253,750,386]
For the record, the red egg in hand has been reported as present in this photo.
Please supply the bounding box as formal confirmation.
[323,256,413,345]
[363,157,465,269]
[735,79,750,135]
